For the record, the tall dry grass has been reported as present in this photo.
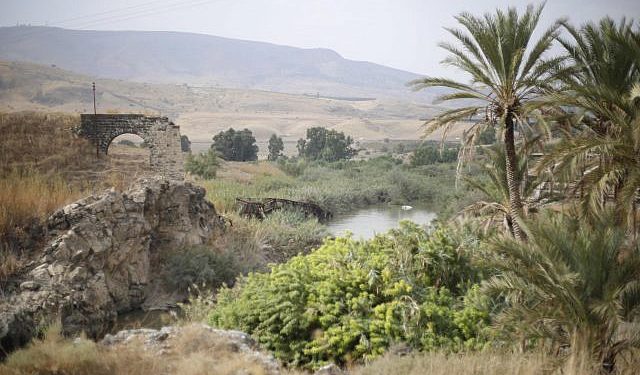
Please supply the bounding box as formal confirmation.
[0,170,83,236]
[351,349,640,375]
[0,112,95,175]
[0,323,285,375]
[0,112,96,236]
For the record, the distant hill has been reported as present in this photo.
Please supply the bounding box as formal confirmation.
[1,60,469,150]
[0,26,439,101]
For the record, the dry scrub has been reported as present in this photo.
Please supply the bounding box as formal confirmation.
[0,324,290,375]
[0,112,94,175]
[351,350,640,375]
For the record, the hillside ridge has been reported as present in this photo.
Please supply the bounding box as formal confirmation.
[0,26,436,100]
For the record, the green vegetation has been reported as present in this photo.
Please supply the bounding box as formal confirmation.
[3,4,640,375]
[538,18,640,232]
[267,133,284,161]
[212,128,259,161]
[165,245,238,292]
[210,222,488,369]
[485,211,640,372]
[203,157,467,216]
[185,148,220,179]
[297,127,357,162]
[410,142,458,166]
[199,5,640,374]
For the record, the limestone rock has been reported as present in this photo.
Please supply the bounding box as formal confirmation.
[0,178,224,355]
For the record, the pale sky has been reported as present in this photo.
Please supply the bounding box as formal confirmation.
[2,0,639,77]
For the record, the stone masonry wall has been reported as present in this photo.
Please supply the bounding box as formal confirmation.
[79,114,184,180]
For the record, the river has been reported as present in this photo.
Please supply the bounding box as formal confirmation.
[326,205,436,239]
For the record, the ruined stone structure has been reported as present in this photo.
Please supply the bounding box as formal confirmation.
[79,114,184,179]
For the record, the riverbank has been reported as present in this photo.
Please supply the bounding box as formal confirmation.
[202,157,472,217]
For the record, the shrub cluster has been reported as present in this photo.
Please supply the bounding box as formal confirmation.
[165,245,238,292]
[185,148,220,179]
[209,222,489,369]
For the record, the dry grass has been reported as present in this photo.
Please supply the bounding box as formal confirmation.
[351,351,551,375]
[0,112,95,237]
[3,323,637,375]
[0,324,161,375]
[215,160,287,183]
[350,349,640,375]
[0,324,281,375]
[0,170,83,235]
[0,112,95,175]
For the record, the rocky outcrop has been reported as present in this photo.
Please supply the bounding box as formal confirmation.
[0,178,224,355]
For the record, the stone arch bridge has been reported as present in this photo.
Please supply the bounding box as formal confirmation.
[79,114,184,180]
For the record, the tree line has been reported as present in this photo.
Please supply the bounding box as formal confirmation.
[185,126,359,177]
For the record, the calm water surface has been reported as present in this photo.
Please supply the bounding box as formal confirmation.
[327,205,436,239]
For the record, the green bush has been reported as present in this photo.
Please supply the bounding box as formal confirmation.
[209,222,489,369]
[185,149,219,179]
[166,245,238,292]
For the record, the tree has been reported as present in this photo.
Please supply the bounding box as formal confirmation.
[538,19,640,232]
[297,127,357,162]
[267,134,284,161]
[462,145,544,236]
[180,135,191,153]
[410,4,564,241]
[484,211,640,373]
[212,128,258,161]
[185,148,219,179]
[410,142,458,166]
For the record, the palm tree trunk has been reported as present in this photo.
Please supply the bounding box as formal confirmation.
[504,112,526,241]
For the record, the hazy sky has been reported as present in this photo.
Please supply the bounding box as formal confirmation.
[2,0,639,77]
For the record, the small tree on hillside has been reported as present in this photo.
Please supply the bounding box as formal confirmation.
[297,127,357,162]
[267,134,284,161]
[212,128,258,161]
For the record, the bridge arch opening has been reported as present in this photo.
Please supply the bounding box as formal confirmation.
[107,134,152,177]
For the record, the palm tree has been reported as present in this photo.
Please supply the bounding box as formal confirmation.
[411,4,564,241]
[538,19,640,231]
[462,145,545,236]
[484,211,640,372]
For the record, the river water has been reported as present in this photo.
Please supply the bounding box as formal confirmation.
[326,205,436,240]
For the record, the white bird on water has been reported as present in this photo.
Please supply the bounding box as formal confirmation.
[400,205,413,211]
